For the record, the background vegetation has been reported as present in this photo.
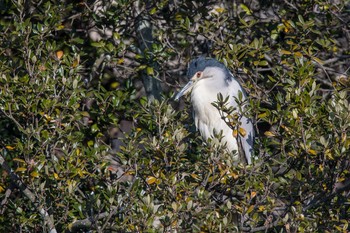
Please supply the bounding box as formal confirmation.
[0,0,349,232]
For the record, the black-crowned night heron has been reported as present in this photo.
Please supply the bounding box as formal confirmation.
[175,57,254,164]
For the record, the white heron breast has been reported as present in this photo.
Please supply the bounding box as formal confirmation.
[191,80,239,156]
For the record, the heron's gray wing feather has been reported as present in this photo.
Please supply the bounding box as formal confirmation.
[227,79,254,164]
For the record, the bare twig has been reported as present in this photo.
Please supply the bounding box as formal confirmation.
[67,212,110,232]
[0,153,57,233]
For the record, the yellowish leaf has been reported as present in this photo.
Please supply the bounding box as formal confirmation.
[308,149,317,155]
[281,124,291,134]
[56,24,65,30]
[171,219,178,227]
[294,52,303,58]
[146,66,154,75]
[282,19,293,33]
[30,171,39,178]
[54,173,59,180]
[322,183,327,190]
[325,149,334,160]
[16,167,27,172]
[251,191,257,199]
[258,112,268,118]
[6,145,15,150]
[175,13,182,21]
[342,132,347,143]
[238,127,246,137]
[280,50,292,55]
[110,82,120,89]
[319,164,324,172]
[311,56,324,65]
[258,205,265,212]
[56,50,64,60]
[264,131,275,137]
[146,176,157,185]
[215,7,225,13]
[190,173,199,179]
[43,114,52,121]
[0,185,4,193]
[72,58,79,68]
[229,171,239,179]
[240,4,251,15]
[337,177,345,183]
[234,204,243,212]
[259,60,269,66]
[13,158,25,163]
[247,205,254,214]
[232,129,238,138]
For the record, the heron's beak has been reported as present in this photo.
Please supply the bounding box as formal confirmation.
[175,80,194,101]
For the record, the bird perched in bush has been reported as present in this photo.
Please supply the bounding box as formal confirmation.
[175,57,254,164]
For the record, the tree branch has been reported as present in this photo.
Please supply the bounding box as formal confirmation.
[0,153,57,233]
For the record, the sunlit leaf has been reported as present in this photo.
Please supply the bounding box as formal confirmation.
[280,50,292,55]
[308,149,317,155]
[146,176,158,185]
[13,158,25,163]
[110,82,120,89]
[258,112,268,118]
[215,7,225,13]
[16,167,27,172]
[56,24,65,30]
[6,145,15,150]
[251,191,257,199]
[294,52,303,58]
[311,56,324,65]
[240,4,252,15]
[264,131,275,137]
[56,50,64,59]
[247,205,254,214]
[30,171,39,178]
[146,66,154,76]
[238,127,246,137]
[232,129,238,138]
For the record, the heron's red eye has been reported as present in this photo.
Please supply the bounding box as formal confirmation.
[196,72,202,78]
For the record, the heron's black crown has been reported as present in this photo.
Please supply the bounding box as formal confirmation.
[186,57,232,82]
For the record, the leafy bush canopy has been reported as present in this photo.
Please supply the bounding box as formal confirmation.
[0,0,349,232]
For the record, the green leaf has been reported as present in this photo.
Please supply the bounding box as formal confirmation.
[146,66,154,76]
[240,4,252,15]
[298,15,305,24]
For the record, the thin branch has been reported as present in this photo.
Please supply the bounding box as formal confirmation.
[0,153,57,233]
[0,186,13,214]
[241,218,281,232]
[0,108,24,132]
[67,212,110,232]
[303,177,350,212]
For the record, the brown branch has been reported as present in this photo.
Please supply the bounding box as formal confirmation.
[67,211,111,232]
[0,186,13,214]
[0,153,57,233]
[303,177,350,212]
[241,218,281,232]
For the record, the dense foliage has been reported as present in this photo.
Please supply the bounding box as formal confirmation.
[0,0,349,232]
